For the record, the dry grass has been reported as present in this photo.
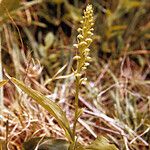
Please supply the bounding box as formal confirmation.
[0,0,150,150]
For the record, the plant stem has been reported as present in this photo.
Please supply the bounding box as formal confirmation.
[71,4,94,147]
[72,76,80,141]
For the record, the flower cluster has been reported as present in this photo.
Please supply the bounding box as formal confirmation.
[73,4,94,81]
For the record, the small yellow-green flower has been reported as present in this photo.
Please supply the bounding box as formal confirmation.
[73,4,94,82]
[72,5,94,143]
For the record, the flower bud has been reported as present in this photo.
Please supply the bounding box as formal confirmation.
[85,38,92,44]
[84,62,90,67]
[78,41,87,47]
[75,73,82,78]
[73,56,81,60]
[77,28,82,32]
[87,31,93,36]
[85,48,90,52]
[77,34,84,40]
[82,66,87,70]
[73,44,78,48]
[86,56,92,62]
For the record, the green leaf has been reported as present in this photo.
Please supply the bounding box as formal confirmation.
[11,77,73,142]
[0,0,20,16]
[0,80,8,87]
[22,137,70,150]
[86,136,118,150]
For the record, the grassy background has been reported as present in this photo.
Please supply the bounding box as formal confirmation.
[0,0,150,149]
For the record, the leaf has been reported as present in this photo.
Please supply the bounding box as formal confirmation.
[86,136,118,150]
[0,80,8,87]
[11,78,73,142]
[0,0,20,16]
[22,137,70,150]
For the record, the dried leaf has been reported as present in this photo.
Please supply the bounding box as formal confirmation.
[0,140,6,150]
[0,0,20,16]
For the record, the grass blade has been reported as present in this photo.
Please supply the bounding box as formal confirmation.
[0,80,8,109]
[0,80,8,87]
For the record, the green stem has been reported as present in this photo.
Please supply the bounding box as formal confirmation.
[72,76,80,142]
